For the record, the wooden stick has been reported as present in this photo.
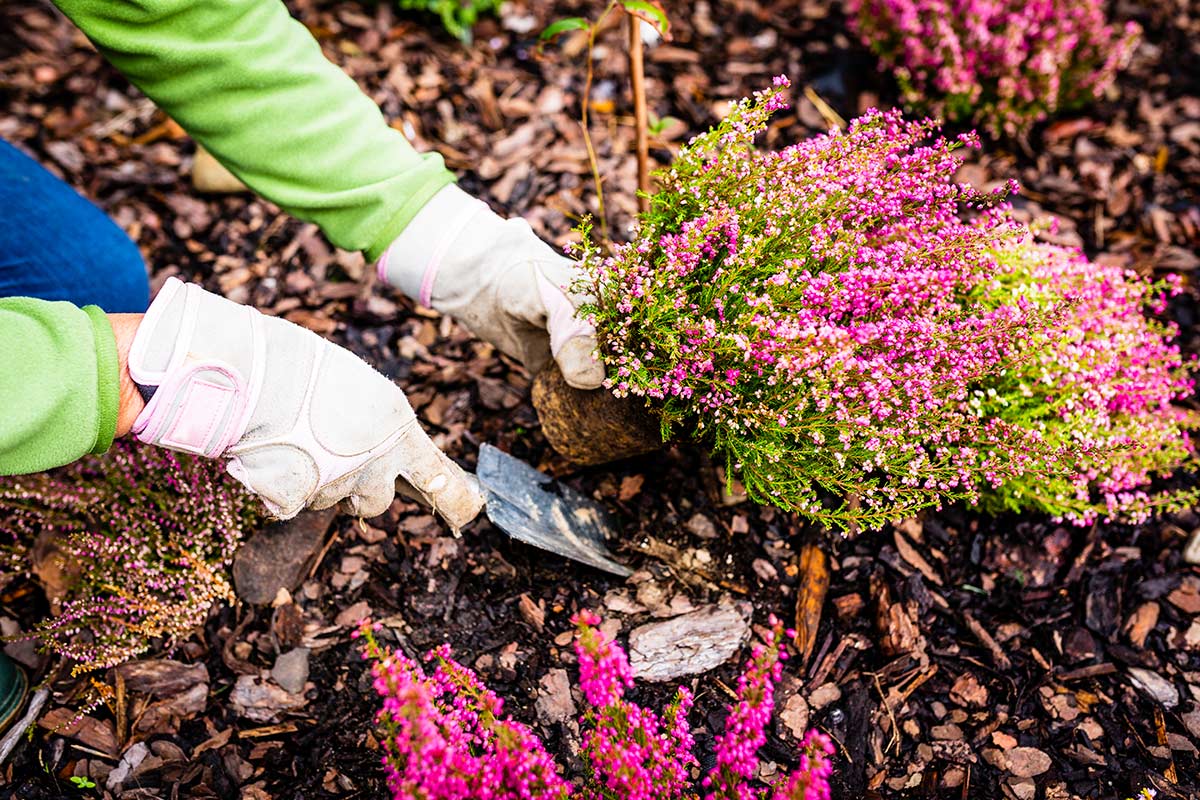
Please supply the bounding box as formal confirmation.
[628,13,650,213]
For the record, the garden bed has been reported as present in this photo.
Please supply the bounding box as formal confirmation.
[2,0,1199,797]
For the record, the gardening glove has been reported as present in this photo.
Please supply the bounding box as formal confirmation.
[126,277,484,526]
[376,185,605,390]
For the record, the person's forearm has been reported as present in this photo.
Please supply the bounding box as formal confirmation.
[0,298,121,474]
[108,313,145,437]
[53,0,454,259]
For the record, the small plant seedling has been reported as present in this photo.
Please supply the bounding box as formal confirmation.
[395,0,500,44]
[647,112,679,137]
[69,776,96,789]
[540,1,672,233]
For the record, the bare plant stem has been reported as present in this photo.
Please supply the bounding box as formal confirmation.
[628,13,650,213]
[580,2,618,243]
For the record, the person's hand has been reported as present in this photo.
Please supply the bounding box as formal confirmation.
[126,277,483,525]
[377,185,605,390]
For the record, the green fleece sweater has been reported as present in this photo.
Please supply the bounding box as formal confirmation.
[1,0,454,475]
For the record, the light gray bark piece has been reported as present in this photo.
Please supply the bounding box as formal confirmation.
[1128,666,1179,708]
[271,648,311,695]
[628,601,752,682]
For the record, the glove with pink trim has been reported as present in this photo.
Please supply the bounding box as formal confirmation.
[127,277,484,526]
[377,185,605,390]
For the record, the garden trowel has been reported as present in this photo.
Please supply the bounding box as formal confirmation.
[473,444,632,577]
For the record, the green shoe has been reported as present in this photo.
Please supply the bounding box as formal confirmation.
[0,652,29,734]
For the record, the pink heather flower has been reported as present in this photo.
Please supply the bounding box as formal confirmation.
[704,616,787,800]
[360,614,837,800]
[770,731,835,800]
[576,80,1196,534]
[358,623,570,800]
[848,0,1141,135]
[573,611,697,799]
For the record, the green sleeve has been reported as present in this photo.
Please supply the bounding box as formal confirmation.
[52,0,454,261]
[0,299,119,475]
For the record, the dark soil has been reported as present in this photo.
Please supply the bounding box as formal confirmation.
[2,0,1199,798]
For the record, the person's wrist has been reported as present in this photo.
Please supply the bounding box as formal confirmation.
[107,313,146,437]
[376,184,491,305]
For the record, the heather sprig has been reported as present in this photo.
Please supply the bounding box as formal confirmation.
[848,0,1140,136]
[356,622,570,800]
[0,441,262,675]
[572,609,698,799]
[576,79,1196,533]
[361,613,835,800]
[702,618,833,800]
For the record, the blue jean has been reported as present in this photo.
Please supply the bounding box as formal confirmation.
[0,140,150,312]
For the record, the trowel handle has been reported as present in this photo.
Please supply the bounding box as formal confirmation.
[530,363,662,466]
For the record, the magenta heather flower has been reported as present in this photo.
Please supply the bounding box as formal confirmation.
[362,613,835,799]
[703,616,820,800]
[358,623,570,800]
[770,731,835,800]
[572,611,698,799]
[577,81,1196,533]
[0,441,261,676]
[848,0,1140,135]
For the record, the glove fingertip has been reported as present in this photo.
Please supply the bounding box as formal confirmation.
[556,337,606,390]
[561,361,606,390]
[346,491,393,520]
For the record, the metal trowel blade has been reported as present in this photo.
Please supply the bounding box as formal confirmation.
[476,444,632,577]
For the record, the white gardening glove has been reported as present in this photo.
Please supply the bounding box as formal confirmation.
[376,185,605,389]
[127,277,484,526]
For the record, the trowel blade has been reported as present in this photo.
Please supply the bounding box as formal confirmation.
[476,444,632,577]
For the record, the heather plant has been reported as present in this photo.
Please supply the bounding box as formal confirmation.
[575,79,1197,533]
[848,0,1140,136]
[0,440,262,676]
[357,614,835,800]
[357,626,570,800]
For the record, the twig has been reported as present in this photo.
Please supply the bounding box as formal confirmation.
[869,672,901,755]
[959,610,1012,671]
[580,2,619,243]
[627,13,650,213]
[1057,662,1117,682]
[0,688,49,765]
[802,85,846,130]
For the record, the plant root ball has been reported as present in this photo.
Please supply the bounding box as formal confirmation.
[531,365,661,466]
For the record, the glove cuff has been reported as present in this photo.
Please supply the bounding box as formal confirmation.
[376,184,491,306]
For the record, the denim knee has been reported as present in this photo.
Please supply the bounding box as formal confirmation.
[92,231,150,313]
[0,139,151,313]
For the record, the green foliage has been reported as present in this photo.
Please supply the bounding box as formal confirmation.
[539,16,590,41]
[396,0,500,44]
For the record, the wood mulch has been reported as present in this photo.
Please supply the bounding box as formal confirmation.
[1,0,1199,797]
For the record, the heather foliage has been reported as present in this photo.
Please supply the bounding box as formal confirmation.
[576,80,1196,533]
[0,441,261,675]
[358,614,835,800]
[848,0,1140,136]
